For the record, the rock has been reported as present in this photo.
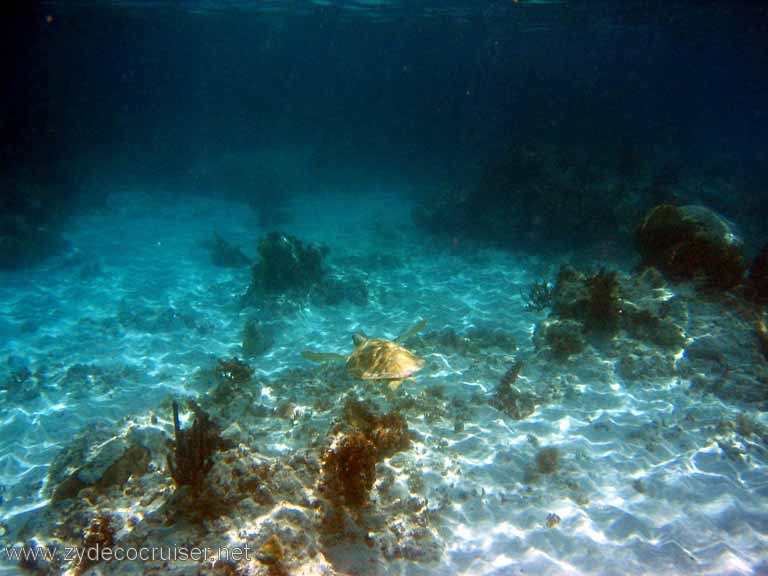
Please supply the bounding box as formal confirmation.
[746,244,768,303]
[635,204,746,288]
[622,305,686,349]
[616,351,676,383]
[49,426,157,502]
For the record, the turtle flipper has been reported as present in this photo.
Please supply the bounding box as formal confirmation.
[301,350,347,363]
[387,379,404,391]
[395,318,427,343]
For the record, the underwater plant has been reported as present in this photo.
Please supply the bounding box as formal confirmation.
[167,400,223,488]
[522,280,553,312]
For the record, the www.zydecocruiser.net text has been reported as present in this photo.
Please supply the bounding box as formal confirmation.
[3,544,253,566]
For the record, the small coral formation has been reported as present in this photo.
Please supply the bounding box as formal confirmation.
[240,231,371,308]
[257,534,287,573]
[74,514,116,575]
[342,398,411,458]
[635,204,746,288]
[535,446,561,474]
[215,357,253,385]
[242,318,274,357]
[546,512,561,529]
[250,231,328,294]
[531,265,687,363]
[320,399,411,509]
[167,400,225,488]
[205,232,250,268]
[746,244,768,304]
[319,432,378,509]
[490,361,540,420]
[551,265,622,339]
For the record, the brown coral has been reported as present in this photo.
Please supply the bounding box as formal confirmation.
[320,432,378,508]
[342,398,410,457]
[320,399,411,509]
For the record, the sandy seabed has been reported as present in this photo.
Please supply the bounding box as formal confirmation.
[1,191,767,575]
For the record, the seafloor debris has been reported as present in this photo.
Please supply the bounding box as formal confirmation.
[411,325,517,357]
[310,274,370,307]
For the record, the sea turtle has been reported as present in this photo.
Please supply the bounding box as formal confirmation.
[301,319,427,390]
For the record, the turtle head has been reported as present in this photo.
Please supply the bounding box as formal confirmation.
[352,333,368,347]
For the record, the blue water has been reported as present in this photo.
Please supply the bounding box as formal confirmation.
[2,2,767,575]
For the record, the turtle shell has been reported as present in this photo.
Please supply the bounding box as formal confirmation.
[346,338,425,380]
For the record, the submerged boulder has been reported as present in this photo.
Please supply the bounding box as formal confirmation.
[746,244,768,304]
[635,204,746,288]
